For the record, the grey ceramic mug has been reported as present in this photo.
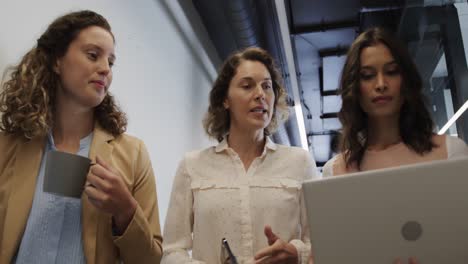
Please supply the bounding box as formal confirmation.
[43,151,92,198]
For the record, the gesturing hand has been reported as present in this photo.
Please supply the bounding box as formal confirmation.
[85,156,137,234]
[254,225,298,264]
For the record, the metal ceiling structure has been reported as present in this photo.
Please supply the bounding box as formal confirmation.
[191,0,468,167]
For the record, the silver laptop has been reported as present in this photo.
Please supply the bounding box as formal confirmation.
[303,157,468,264]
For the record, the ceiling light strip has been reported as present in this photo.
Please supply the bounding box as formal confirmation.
[438,99,468,135]
[274,0,309,151]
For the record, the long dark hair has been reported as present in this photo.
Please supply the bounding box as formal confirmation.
[339,27,435,169]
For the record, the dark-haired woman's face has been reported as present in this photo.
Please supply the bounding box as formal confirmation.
[224,60,275,133]
[359,43,403,120]
[55,25,115,110]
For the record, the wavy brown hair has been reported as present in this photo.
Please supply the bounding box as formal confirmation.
[0,10,127,139]
[203,47,289,142]
[339,27,435,169]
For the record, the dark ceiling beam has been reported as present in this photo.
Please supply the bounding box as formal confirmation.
[321,90,339,96]
[319,46,349,57]
[293,18,359,35]
[360,0,405,8]
[320,112,338,119]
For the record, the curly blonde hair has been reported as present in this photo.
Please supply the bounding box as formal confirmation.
[203,47,289,142]
[0,10,127,139]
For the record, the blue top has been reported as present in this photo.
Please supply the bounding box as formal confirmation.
[14,132,93,264]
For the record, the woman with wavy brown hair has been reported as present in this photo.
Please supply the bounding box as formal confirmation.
[162,47,318,264]
[0,10,162,263]
[322,27,468,264]
[323,27,468,175]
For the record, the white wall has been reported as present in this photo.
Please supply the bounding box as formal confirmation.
[0,0,217,226]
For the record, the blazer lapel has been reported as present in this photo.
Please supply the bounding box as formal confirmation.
[81,125,114,264]
[3,137,45,260]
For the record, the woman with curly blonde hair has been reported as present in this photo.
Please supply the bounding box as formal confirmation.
[162,47,318,264]
[0,10,162,264]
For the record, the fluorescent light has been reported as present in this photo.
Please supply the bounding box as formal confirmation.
[274,0,309,151]
[438,100,468,135]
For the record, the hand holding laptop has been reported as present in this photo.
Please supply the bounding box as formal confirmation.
[254,225,298,264]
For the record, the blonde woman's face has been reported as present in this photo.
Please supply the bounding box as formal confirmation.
[224,60,275,133]
[359,43,403,120]
[55,26,115,110]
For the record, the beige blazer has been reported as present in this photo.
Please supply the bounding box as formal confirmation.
[0,125,162,263]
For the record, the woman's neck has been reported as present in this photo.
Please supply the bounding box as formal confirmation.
[53,100,94,153]
[227,126,265,170]
[366,115,401,151]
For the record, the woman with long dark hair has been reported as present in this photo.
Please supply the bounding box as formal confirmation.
[323,27,468,176]
[322,27,468,264]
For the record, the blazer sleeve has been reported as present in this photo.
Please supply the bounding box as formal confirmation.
[161,155,206,264]
[112,140,163,263]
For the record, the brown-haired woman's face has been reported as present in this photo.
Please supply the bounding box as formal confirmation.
[359,42,403,120]
[224,60,275,133]
[55,25,115,109]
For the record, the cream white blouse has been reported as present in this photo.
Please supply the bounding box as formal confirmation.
[323,135,468,177]
[162,137,319,264]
